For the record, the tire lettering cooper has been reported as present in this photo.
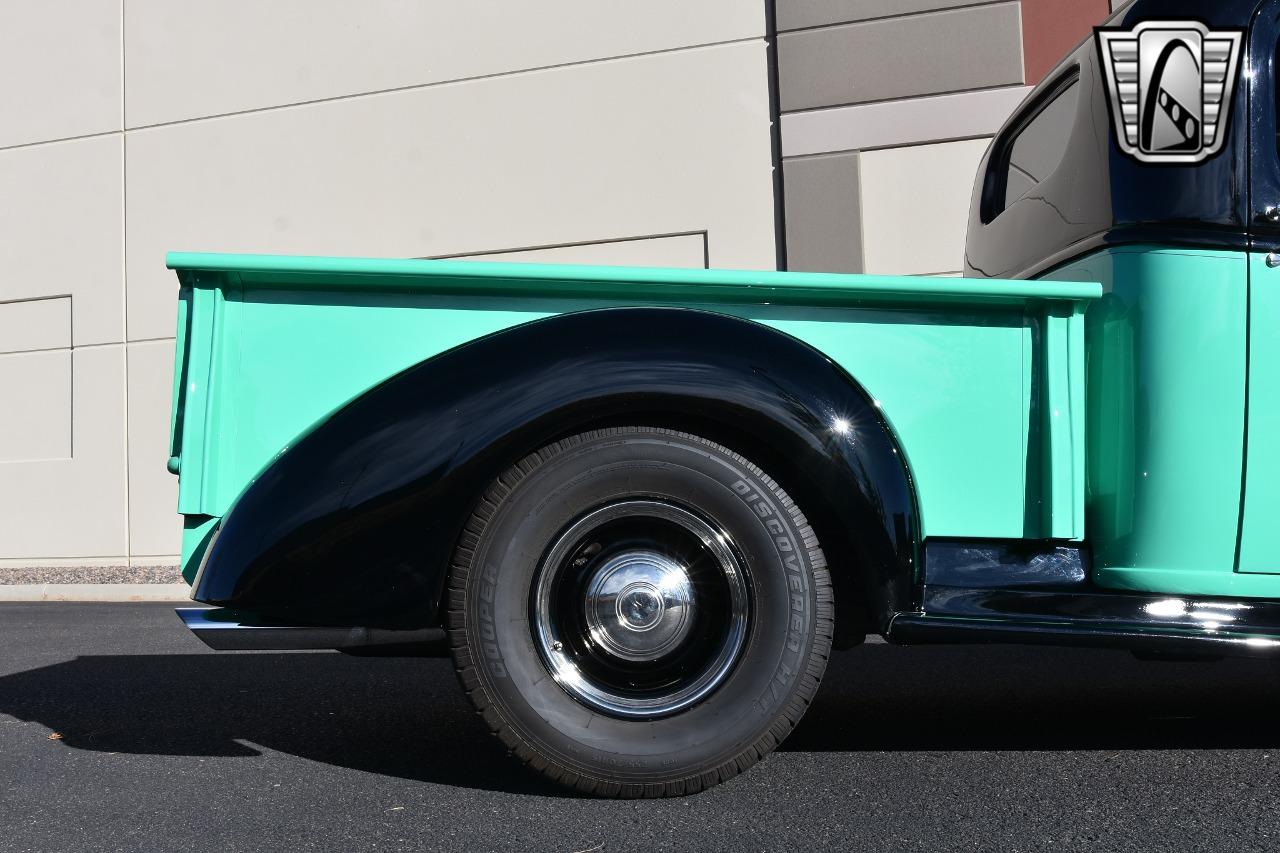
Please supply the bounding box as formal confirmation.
[477,559,508,678]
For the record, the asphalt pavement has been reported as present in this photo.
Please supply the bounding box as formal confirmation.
[2,603,1279,853]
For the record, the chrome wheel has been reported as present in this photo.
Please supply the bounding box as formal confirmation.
[533,499,750,718]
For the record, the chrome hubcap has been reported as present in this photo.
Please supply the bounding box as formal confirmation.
[533,499,749,719]
[584,550,696,662]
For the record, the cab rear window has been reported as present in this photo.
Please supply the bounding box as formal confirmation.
[984,72,1080,221]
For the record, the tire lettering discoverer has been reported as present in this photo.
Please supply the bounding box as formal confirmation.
[447,427,834,797]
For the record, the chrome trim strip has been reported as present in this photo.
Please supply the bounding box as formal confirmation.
[176,607,445,651]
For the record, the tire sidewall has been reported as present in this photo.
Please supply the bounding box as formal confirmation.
[461,431,820,781]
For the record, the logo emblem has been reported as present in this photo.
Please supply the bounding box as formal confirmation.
[1096,20,1243,164]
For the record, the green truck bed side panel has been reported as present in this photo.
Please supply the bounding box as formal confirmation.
[1041,247,1280,598]
[167,253,1099,578]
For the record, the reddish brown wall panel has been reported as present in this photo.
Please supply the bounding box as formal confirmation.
[1020,0,1111,84]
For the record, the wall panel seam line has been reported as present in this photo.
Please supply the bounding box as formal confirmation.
[1013,0,1027,84]
[765,0,788,270]
[854,151,871,275]
[126,336,176,346]
[780,152,861,163]
[123,36,765,133]
[855,134,997,155]
[783,84,1030,120]
[5,340,145,357]
[783,134,995,160]
[69,294,75,460]
[0,129,121,155]
[429,230,709,259]
[777,0,1019,37]
[0,294,73,307]
[0,345,73,359]
[120,0,126,132]
[781,83,1030,117]
[776,0,1016,35]
[121,0,131,561]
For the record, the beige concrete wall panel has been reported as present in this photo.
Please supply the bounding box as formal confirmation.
[0,349,71,462]
[126,339,179,557]
[0,136,124,347]
[858,138,990,275]
[776,0,996,32]
[777,3,1024,111]
[783,152,863,273]
[126,43,777,340]
[454,234,706,267]
[0,296,71,355]
[125,0,765,127]
[0,0,121,148]
[0,345,127,559]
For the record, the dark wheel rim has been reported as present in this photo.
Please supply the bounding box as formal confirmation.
[532,499,750,718]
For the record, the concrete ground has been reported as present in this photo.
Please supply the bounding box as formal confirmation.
[2,603,1279,852]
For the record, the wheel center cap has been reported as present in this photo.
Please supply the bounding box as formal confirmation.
[583,550,696,662]
[617,584,664,631]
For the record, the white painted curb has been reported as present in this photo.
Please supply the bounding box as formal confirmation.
[0,583,192,602]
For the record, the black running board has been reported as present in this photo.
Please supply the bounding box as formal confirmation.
[888,585,1280,657]
[177,607,445,652]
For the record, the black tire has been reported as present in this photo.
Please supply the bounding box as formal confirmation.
[447,427,833,797]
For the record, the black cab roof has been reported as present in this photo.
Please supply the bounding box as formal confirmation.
[965,0,1279,278]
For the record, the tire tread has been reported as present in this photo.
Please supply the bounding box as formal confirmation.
[447,427,833,798]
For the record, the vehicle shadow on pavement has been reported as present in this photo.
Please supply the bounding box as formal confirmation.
[1,642,1278,795]
[784,643,1280,753]
[0,650,571,795]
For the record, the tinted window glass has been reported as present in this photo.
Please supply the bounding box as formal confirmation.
[1000,81,1079,213]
